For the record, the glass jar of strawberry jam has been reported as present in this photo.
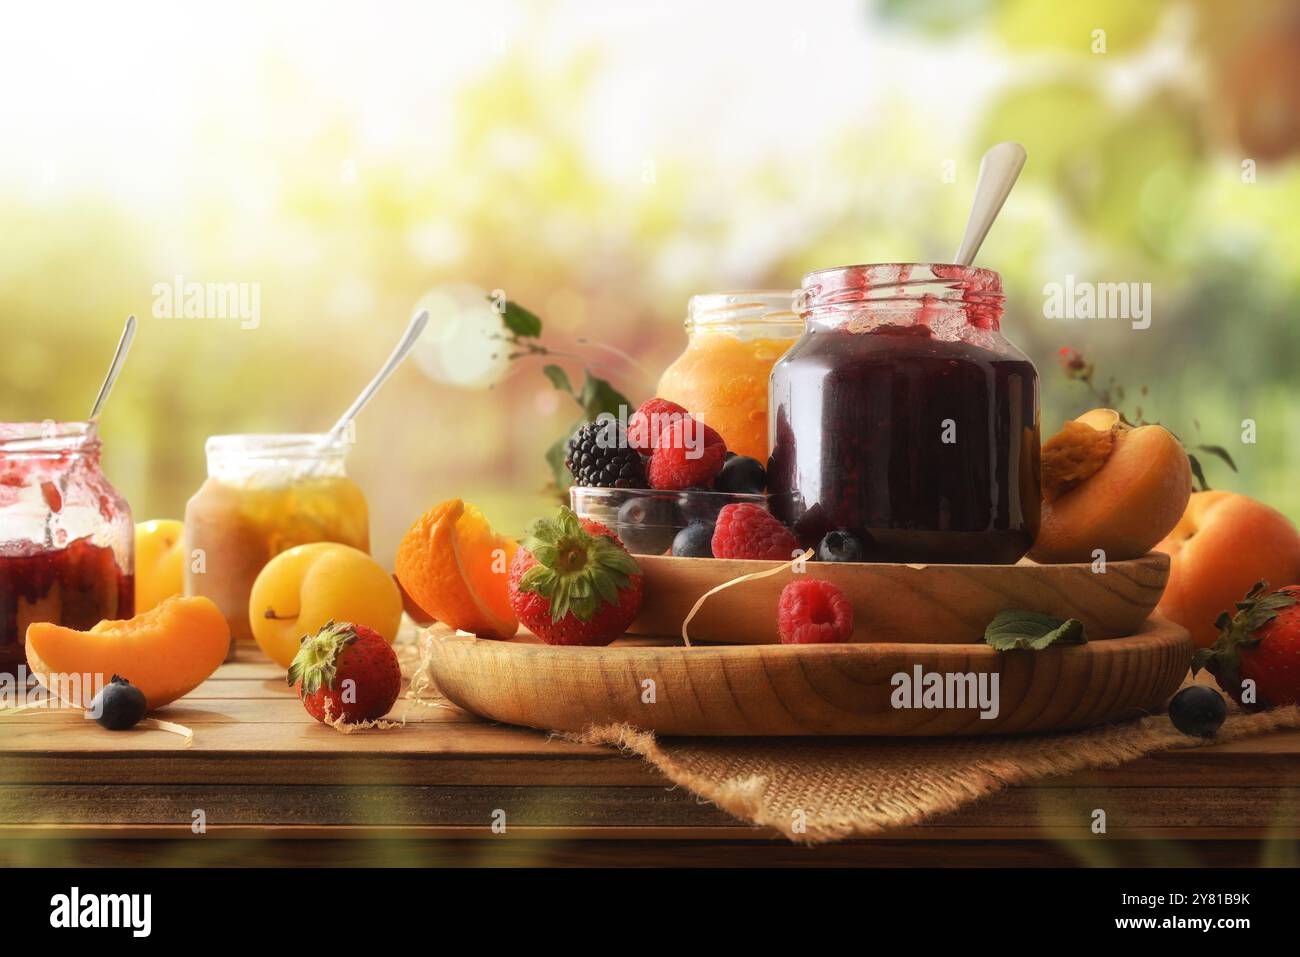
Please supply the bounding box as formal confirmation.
[657,291,803,461]
[768,264,1040,564]
[0,421,134,674]
[183,434,370,658]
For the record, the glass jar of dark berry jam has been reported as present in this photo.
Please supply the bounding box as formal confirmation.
[0,421,134,674]
[768,263,1040,564]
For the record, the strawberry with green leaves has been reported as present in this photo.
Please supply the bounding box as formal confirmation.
[288,620,402,724]
[1193,581,1300,711]
[508,507,644,646]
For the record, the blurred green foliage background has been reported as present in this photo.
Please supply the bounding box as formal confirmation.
[3,0,1298,565]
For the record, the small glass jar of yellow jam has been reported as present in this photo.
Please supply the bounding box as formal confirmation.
[656,291,802,461]
[183,434,370,658]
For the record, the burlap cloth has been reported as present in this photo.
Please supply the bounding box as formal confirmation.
[402,636,1300,844]
[566,705,1300,843]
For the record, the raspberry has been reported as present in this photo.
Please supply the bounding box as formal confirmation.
[647,417,726,490]
[627,398,689,452]
[711,502,800,560]
[777,579,854,645]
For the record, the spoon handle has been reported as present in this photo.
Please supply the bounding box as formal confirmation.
[953,142,1027,267]
[325,309,429,442]
[89,314,137,422]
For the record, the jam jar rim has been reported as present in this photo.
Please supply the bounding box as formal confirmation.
[205,432,350,461]
[800,263,1003,305]
[798,263,1005,333]
[0,420,100,457]
[686,289,801,331]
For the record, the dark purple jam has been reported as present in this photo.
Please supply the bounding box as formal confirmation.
[769,323,1040,564]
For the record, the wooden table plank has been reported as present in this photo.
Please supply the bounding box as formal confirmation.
[1,783,1296,829]
[3,647,1299,863]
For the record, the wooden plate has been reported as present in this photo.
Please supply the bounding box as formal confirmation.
[422,617,1192,737]
[629,552,1169,645]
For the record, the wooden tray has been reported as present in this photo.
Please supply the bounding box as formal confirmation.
[629,552,1169,645]
[422,617,1192,737]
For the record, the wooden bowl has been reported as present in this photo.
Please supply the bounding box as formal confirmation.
[628,551,1169,645]
[422,617,1192,737]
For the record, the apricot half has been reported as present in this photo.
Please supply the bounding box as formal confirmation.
[25,595,230,710]
[1155,491,1300,647]
[1029,410,1192,564]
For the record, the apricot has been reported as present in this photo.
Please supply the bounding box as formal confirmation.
[1155,491,1300,648]
[134,519,185,612]
[248,542,403,669]
[1029,410,1192,564]
[25,596,230,711]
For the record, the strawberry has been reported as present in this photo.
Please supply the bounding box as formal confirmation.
[288,620,402,724]
[508,507,644,646]
[1192,581,1300,710]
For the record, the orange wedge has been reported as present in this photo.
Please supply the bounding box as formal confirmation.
[395,499,519,638]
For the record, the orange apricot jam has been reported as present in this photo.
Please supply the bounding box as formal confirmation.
[656,292,802,461]
[183,434,369,657]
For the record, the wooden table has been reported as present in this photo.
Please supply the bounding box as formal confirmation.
[2,650,1298,867]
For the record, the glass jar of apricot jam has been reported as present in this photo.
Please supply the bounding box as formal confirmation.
[0,421,134,675]
[183,434,370,658]
[768,264,1041,564]
[657,291,802,461]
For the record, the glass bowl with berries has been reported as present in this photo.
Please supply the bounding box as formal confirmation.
[566,400,780,557]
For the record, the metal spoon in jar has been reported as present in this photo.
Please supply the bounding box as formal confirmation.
[320,309,430,450]
[88,314,137,422]
[953,142,1027,267]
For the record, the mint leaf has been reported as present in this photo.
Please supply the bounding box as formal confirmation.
[984,610,1087,651]
[543,364,573,394]
[576,371,631,422]
[499,298,542,338]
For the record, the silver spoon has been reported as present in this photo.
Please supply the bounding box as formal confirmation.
[322,309,429,448]
[953,142,1027,266]
[88,314,137,422]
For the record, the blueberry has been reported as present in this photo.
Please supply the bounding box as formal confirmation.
[677,487,720,525]
[715,455,767,495]
[90,675,148,731]
[1168,685,1227,738]
[672,521,715,558]
[817,530,865,563]
[615,495,680,554]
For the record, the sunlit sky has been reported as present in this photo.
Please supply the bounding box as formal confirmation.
[0,1,1025,203]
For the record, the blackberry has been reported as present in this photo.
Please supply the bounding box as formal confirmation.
[565,420,647,488]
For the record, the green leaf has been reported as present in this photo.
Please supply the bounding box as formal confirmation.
[542,364,573,395]
[499,299,543,338]
[984,610,1087,651]
[1196,444,1238,473]
[545,432,574,499]
[576,371,631,422]
[1187,453,1211,492]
